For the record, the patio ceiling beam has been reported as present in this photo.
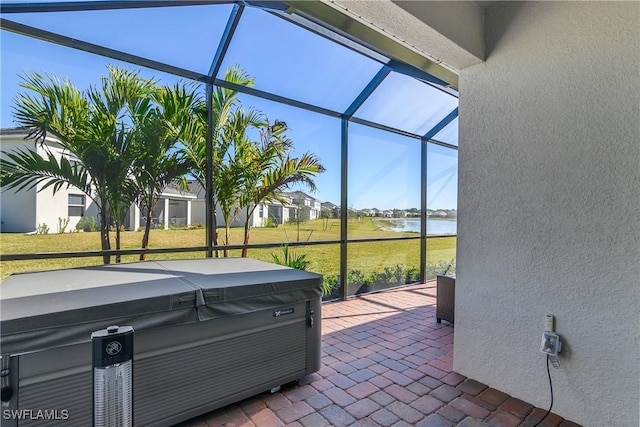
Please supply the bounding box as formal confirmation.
[342,65,391,119]
[208,3,244,82]
[0,1,237,14]
[284,0,459,89]
[0,18,209,83]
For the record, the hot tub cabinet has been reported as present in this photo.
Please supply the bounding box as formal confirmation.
[0,258,323,426]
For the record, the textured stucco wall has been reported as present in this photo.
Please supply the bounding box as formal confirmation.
[455,2,639,426]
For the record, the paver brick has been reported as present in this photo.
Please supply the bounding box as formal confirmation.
[344,398,381,419]
[436,405,466,422]
[429,384,462,403]
[263,393,292,411]
[369,390,395,407]
[441,371,466,386]
[521,408,564,427]
[409,395,444,414]
[350,418,382,427]
[275,401,314,424]
[415,413,454,427]
[450,397,492,419]
[417,364,448,379]
[387,401,424,424]
[370,408,400,427]
[383,370,413,386]
[323,387,357,407]
[326,372,357,389]
[319,404,356,427]
[369,374,394,389]
[248,408,284,427]
[298,412,329,427]
[457,417,490,427]
[499,397,534,419]
[348,368,377,382]
[405,381,432,396]
[284,385,317,403]
[305,394,332,410]
[477,388,510,407]
[384,384,419,403]
[457,379,489,396]
[346,381,379,399]
[485,410,521,427]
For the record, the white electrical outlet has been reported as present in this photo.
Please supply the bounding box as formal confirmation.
[541,331,562,356]
[545,314,554,332]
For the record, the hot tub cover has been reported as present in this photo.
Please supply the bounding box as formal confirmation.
[0,258,323,355]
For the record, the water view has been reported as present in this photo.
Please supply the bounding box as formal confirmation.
[389,218,457,235]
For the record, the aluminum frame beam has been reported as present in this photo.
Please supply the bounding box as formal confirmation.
[0,1,238,13]
[423,107,459,141]
[208,3,244,82]
[0,18,209,82]
[343,65,391,119]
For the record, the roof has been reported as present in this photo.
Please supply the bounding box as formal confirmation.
[0,127,31,136]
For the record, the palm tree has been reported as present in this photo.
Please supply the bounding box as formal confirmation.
[0,67,155,263]
[216,107,266,256]
[180,66,255,254]
[129,82,199,260]
[238,121,325,257]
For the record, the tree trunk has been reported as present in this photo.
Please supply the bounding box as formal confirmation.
[115,215,122,264]
[140,206,152,261]
[212,202,219,258]
[241,222,250,257]
[224,224,230,258]
[100,209,111,264]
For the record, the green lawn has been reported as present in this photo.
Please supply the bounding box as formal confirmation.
[0,218,455,281]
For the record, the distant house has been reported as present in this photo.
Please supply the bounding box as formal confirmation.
[285,191,321,221]
[0,127,197,233]
[189,181,293,228]
[321,201,339,218]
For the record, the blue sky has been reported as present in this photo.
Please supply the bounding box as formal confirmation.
[0,3,458,210]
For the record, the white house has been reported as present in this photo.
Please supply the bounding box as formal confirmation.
[0,128,197,233]
[284,190,321,221]
[189,181,293,229]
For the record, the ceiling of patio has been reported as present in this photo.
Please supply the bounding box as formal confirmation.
[0,1,459,147]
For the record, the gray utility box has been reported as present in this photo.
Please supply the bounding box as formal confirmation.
[0,258,323,427]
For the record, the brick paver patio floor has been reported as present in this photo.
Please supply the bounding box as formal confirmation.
[176,283,579,427]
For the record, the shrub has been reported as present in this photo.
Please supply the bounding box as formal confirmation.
[36,223,49,234]
[271,244,311,271]
[57,217,70,234]
[262,217,277,228]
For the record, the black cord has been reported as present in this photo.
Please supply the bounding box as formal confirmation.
[533,354,554,427]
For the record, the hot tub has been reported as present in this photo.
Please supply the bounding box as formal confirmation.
[0,258,323,426]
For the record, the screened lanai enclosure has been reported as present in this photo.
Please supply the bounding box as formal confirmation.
[0,1,459,300]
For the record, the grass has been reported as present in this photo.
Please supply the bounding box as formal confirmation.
[0,217,455,281]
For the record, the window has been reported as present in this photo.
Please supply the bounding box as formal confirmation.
[68,194,85,217]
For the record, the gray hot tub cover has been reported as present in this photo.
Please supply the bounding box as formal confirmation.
[0,258,322,355]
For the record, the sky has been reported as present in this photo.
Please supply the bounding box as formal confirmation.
[0,3,459,210]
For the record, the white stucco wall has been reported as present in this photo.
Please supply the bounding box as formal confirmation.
[455,2,639,426]
[1,134,95,233]
[0,136,37,232]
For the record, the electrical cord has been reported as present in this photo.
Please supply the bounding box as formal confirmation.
[533,354,554,427]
